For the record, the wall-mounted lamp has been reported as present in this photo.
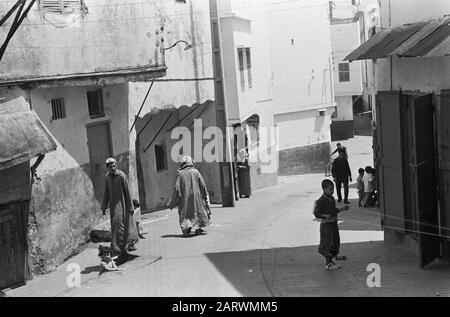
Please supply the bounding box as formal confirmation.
[162,40,192,52]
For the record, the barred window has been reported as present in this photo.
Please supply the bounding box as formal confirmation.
[51,98,66,120]
[40,0,88,14]
[87,89,105,118]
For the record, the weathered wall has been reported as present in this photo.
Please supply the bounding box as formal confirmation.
[278,142,331,176]
[31,84,129,167]
[11,84,129,273]
[135,101,220,210]
[28,141,103,274]
[0,0,167,80]
[128,0,218,210]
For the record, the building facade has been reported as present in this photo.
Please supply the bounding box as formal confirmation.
[220,0,336,180]
[0,0,217,275]
[346,0,450,267]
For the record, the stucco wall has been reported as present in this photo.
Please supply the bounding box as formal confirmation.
[332,21,363,97]
[128,0,219,210]
[0,84,128,273]
[0,0,169,79]
[31,84,129,167]
[379,0,450,27]
[268,0,334,115]
[334,95,354,121]
[274,108,332,152]
[134,101,221,210]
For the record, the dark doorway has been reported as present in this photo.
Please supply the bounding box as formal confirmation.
[86,121,113,203]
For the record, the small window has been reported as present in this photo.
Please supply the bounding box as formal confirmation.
[40,0,88,15]
[338,62,350,82]
[87,89,105,118]
[51,98,66,120]
[175,0,186,3]
[238,48,245,91]
[246,48,252,89]
[155,143,167,171]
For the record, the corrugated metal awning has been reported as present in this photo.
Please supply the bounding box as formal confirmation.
[345,17,450,61]
[0,97,57,171]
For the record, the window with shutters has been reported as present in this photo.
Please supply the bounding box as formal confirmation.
[338,62,350,82]
[39,0,88,15]
[87,89,105,118]
[51,98,66,120]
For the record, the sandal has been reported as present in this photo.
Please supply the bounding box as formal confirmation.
[324,263,340,270]
[195,229,206,235]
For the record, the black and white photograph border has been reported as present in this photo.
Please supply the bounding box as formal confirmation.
[1,0,450,302]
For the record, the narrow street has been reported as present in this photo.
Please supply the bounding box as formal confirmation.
[6,136,450,297]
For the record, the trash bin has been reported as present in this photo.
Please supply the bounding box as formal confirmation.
[238,164,251,198]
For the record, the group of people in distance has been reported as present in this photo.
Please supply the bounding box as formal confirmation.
[313,143,378,270]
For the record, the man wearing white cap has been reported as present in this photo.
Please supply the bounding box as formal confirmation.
[101,157,139,258]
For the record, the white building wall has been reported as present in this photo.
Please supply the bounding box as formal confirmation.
[332,22,363,97]
[268,0,334,152]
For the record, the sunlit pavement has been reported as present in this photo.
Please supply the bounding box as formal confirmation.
[7,136,450,297]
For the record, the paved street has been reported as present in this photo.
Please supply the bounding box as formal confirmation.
[6,136,450,297]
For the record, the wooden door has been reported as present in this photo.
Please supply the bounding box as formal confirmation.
[439,91,450,246]
[376,92,406,232]
[86,121,113,204]
[408,93,439,267]
[0,200,27,290]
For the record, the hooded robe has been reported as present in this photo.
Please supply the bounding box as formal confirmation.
[101,169,139,256]
[168,157,210,235]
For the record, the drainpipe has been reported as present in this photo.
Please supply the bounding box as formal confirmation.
[189,1,201,104]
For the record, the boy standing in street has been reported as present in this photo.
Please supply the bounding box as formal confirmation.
[313,179,349,270]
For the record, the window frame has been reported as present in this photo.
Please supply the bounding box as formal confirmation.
[39,0,87,15]
[86,89,105,119]
[50,97,66,121]
[338,62,351,82]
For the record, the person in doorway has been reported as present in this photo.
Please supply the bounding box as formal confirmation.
[362,166,375,207]
[331,143,348,159]
[313,179,349,270]
[331,151,352,204]
[133,199,146,239]
[101,158,139,259]
[356,168,365,207]
[167,155,211,237]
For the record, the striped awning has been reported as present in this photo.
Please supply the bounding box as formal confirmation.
[345,17,450,61]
